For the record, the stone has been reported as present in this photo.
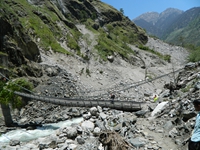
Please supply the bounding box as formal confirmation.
[81,120,95,132]
[129,137,145,148]
[83,113,91,120]
[175,139,182,146]
[151,102,168,117]
[9,140,20,146]
[195,81,200,90]
[169,127,178,138]
[68,144,77,150]
[76,135,85,144]
[34,117,44,124]
[90,107,98,116]
[107,55,114,62]
[97,106,103,113]
[66,127,77,139]
[135,110,147,117]
[95,120,106,130]
[93,127,101,136]
[99,112,107,120]
[76,125,83,134]
[185,62,196,69]
[163,121,173,130]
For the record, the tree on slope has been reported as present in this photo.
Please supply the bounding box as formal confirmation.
[0,78,33,127]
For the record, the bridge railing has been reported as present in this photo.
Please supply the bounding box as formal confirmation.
[14,91,142,112]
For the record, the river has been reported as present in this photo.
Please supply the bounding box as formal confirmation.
[0,117,83,143]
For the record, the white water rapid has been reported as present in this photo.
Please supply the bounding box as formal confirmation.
[0,117,83,143]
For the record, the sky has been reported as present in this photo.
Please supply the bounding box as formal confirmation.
[101,0,200,20]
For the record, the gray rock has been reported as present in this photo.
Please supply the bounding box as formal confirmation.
[68,144,77,150]
[83,113,91,120]
[57,137,66,144]
[99,112,107,120]
[76,135,85,144]
[93,127,101,136]
[38,143,48,150]
[163,121,173,130]
[81,120,95,132]
[135,110,147,117]
[175,139,182,146]
[113,123,122,132]
[195,81,200,90]
[185,62,196,69]
[34,117,44,124]
[66,127,77,139]
[107,55,114,62]
[129,137,145,148]
[169,127,178,138]
[97,106,103,113]
[144,92,151,97]
[120,113,137,124]
[76,125,83,134]
[95,120,106,130]
[182,111,196,122]
[90,107,98,116]
[46,67,58,77]
[148,126,156,131]
[9,140,20,146]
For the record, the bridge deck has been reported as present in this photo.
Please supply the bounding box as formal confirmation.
[14,91,142,112]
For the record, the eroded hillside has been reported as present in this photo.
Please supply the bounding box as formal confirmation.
[0,0,147,75]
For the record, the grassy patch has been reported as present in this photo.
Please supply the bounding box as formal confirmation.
[138,45,171,62]
[85,19,99,33]
[66,34,80,55]
[188,46,200,62]
[0,52,8,56]
[3,0,72,55]
[86,68,91,76]
[94,25,136,61]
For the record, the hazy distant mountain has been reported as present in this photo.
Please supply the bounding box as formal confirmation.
[133,8,183,37]
[133,7,200,46]
[164,7,200,46]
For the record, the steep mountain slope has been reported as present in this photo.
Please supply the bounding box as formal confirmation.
[164,7,200,46]
[156,8,183,37]
[133,11,159,24]
[0,0,189,109]
[133,12,160,36]
[0,0,147,76]
[133,8,183,38]
[133,7,200,47]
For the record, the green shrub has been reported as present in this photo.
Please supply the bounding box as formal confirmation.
[86,68,91,76]
[138,45,171,62]
[79,68,84,75]
[0,78,33,109]
[188,46,200,62]
[67,34,80,52]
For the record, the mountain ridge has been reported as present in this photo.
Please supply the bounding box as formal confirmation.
[133,8,183,38]
[133,7,200,46]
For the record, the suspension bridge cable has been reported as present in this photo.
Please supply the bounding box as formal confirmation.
[0,72,34,94]
[0,66,185,99]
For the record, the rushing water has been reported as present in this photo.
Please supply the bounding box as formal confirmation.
[0,117,83,143]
